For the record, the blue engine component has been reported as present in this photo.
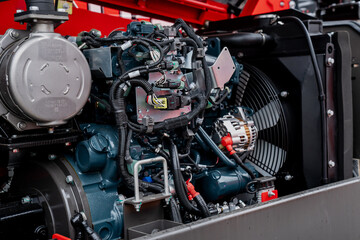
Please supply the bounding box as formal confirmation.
[66,124,123,240]
[197,164,257,202]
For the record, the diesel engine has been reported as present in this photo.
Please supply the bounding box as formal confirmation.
[0,0,355,239]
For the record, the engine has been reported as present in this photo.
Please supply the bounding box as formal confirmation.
[0,1,355,240]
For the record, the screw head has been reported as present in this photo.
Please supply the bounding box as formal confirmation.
[65,175,74,184]
[327,57,335,66]
[29,6,39,11]
[17,121,27,130]
[280,1,285,7]
[280,91,289,98]
[10,31,20,39]
[327,109,334,117]
[48,154,57,160]
[284,174,293,181]
[21,196,31,204]
[328,160,335,168]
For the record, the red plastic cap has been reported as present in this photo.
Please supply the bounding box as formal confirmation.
[221,133,236,155]
[186,180,199,199]
[221,133,233,147]
[52,234,71,240]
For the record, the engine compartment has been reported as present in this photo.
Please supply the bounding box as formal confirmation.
[0,1,355,240]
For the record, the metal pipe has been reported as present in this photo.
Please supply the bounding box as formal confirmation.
[133,156,169,204]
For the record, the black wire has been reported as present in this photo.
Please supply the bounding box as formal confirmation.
[279,16,328,184]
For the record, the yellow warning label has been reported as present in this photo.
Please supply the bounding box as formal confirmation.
[154,98,167,109]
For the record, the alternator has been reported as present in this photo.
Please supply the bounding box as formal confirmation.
[213,108,258,153]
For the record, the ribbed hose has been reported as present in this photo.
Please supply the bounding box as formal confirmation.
[169,140,201,216]
[193,195,210,217]
[169,198,182,223]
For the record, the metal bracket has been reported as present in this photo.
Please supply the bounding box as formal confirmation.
[209,47,236,90]
[124,156,171,212]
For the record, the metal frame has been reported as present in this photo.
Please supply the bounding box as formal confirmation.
[133,177,360,240]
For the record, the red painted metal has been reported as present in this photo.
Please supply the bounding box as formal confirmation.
[240,0,290,16]
[56,7,132,36]
[0,0,290,37]
[0,0,132,36]
[84,0,230,26]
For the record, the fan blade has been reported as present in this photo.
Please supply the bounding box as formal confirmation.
[248,139,287,176]
[250,101,280,131]
[234,70,250,105]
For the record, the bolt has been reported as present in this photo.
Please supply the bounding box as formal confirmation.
[280,91,289,98]
[280,1,285,7]
[268,191,275,197]
[48,128,54,134]
[16,9,24,13]
[98,182,106,190]
[135,203,141,212]
[327,109,334,117]
[327,57,335,66]
[10,31,20,39]
[65,175,74,185]
[284,174,293,181]
[328,160,335,168]
[289,1,296,8]
[17,121,26,130]
[29,6,39,11]
[21,196,31,204]
[165,197,171,205]
[48,154,57,160]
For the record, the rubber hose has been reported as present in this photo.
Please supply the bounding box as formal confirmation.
[193,195,210,217]
[232,152,256,179]
[170,198,183,223]
[169,140,201,216]
[197,127,237,168]
[218,32,273,47]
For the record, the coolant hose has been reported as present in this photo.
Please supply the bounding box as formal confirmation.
[193,195,210,217]
[232,152,256,179]
[218,32,273,48]
[197,127,237,168]
[169,140,202,216]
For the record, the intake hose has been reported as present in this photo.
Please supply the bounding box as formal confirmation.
[25,0,54,11]
[168,140,202,216]
[218,32,273,48]
[196,127,237,168]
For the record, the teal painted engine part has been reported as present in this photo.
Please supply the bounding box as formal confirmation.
[196,163,257,202]
[66,124,123,240]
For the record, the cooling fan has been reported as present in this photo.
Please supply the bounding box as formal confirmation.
[235,63,288,176]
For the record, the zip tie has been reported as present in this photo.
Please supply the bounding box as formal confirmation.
[128,70,140,79]
[121,41,132,50]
